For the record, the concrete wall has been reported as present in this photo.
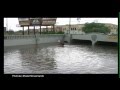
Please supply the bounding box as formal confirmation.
[4,33,118,47]
[4,34,64,47]
[71,33,118,46]
[64,34,72,43]
[36,35,64,44]
[72,33,118,43]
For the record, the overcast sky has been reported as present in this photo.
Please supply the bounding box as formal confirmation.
[4,18,118,31]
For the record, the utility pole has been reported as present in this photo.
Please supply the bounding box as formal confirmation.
[69,18,71,34]
[77,18,81,24]
[6,18,8,31]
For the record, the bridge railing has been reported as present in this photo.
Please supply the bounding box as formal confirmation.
[4,35,35,40]
[64,30,85,34]
[4,34,64,40]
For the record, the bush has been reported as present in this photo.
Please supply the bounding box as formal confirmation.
[6,30,15,35]
[41,31,64,34]
[56,31,64,34]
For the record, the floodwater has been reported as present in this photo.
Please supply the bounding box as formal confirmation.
[4,43,118,74]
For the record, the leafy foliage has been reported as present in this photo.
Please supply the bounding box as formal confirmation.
[82,22,111,34]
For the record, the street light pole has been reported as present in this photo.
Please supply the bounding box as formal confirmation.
[69,18,71,34]
[77,18,81,24]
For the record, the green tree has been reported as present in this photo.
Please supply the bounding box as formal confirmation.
[82,22,111,34]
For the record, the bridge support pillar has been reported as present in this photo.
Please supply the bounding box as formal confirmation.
[92,41,97,46]
[64,34,72,44]
[23,26,24,35]
[68,34,72,44]
[34,26,35,35]
[28,26,29,35]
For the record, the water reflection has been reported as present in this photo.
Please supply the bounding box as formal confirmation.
[4,50,23,73]
[4,43,118,74]
[18,45,57,74]
[53,45,103,73]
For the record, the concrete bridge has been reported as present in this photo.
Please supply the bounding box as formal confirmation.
[4,33,118,47]
[73,33,117,45]
[64,33,118,45]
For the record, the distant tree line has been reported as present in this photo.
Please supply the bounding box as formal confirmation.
[4,29,15,35]
[4,29,64,35]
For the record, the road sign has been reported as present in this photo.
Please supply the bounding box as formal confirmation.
[31,19,40,25]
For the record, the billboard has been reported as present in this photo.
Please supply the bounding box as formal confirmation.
[18,18,29,21]
[18,18,30,26]
[18,18,57,26]
[42,20,56,25]
[42,18,56,26]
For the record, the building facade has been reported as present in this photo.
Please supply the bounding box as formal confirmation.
[55,23,117,35]
[21,23,117,34]
[104,23,118,34]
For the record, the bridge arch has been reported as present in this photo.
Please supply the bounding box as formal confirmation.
[95,41,118,46]
[71,39,92,45]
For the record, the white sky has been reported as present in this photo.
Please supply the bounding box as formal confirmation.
[4,18,118,31]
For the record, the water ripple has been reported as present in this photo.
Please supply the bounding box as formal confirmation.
[4,44,118,74]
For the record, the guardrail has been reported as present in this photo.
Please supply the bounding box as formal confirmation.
[4,34,64,40]
[4,35,35,39]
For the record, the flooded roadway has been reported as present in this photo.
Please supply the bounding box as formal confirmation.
[4,43,118,74]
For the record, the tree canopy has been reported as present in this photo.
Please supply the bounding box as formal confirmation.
[82,22,111,34]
